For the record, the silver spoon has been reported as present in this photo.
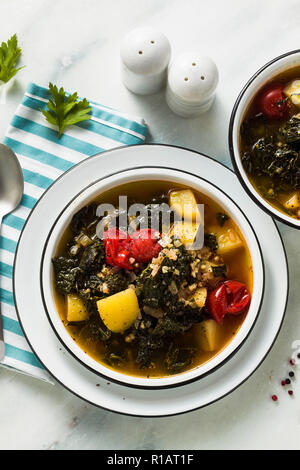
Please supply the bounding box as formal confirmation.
[0,144,24,361]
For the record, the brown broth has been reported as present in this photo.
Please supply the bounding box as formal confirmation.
[240,66,300,219]
[53,181,253,378]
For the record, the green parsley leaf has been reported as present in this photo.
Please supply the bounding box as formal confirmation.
[42,83,91,138]
[0,34,23,83]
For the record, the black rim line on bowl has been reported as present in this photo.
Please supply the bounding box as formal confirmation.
[12,144,288,417]
[229,48,300,229]
[39,165,265,390]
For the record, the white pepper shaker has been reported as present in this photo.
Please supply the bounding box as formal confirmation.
[166,52,219,117]
[120,27,171,95]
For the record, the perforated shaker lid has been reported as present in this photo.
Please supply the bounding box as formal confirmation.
[120,27,171,75]
[168,53,219,102]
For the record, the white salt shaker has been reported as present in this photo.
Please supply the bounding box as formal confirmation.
[120,27,171,95]
[166,52,219,117]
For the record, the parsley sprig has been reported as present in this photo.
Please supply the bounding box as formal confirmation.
[42,83,92,138]
[0,34,23,83]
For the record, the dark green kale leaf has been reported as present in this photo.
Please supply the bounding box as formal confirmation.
[135,334,164,369]
[78,271,129,302]
[166,301,204,324]
[71,203,98,234]
[242,137,300,190]
[212,264,227,278]
[79,240,105,272]
[164,342,196,374]
[204,233,218,252]
[240,112,267,145]
[78,274,103,301]
[216,212,229,227]
[78,306,111,342]
[279,115,300,145]
[104,340,127,367]
[150,193,169,205]
[242,137,276,176]
[136,243,193,309]
[130,193,173,233]
[134,305,202,369]
[104,352,126,367]
[152,316,190,337]
[104,272,129,295]
[52,256,81,294]
[135,265,166,309]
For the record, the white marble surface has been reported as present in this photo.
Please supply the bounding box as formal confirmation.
[0,0,300,450]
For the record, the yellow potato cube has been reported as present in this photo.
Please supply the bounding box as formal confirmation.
[284,80,300,106]
[217,228,243,255]
[191,287,207,308]
[171,221,200,247]
[283,192,300,210]
[97,288,140,333]
[67,294,89,322]
[197,319,222,352]
[169,189,201,222]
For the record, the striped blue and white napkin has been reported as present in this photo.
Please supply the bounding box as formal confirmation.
[0,82,148,382]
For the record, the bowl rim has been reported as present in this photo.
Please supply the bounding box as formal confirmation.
[229,48,300,229]
[40,164,265,390]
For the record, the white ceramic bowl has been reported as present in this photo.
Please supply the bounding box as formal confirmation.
[41,167,264,389]
[229,49,300,229]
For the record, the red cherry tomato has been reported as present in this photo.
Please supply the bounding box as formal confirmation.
[103,228,162,269]
[224,280,251,315]
[206,283,228,323]
[206,280,251,323]
[256,84,289,120]
[103,228,134,270]
[130,229,161,263]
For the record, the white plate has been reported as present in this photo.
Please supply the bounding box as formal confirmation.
[13,144,288,417]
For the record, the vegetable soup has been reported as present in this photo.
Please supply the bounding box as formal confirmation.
[52,181,253,379]
[240,66,300,219]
